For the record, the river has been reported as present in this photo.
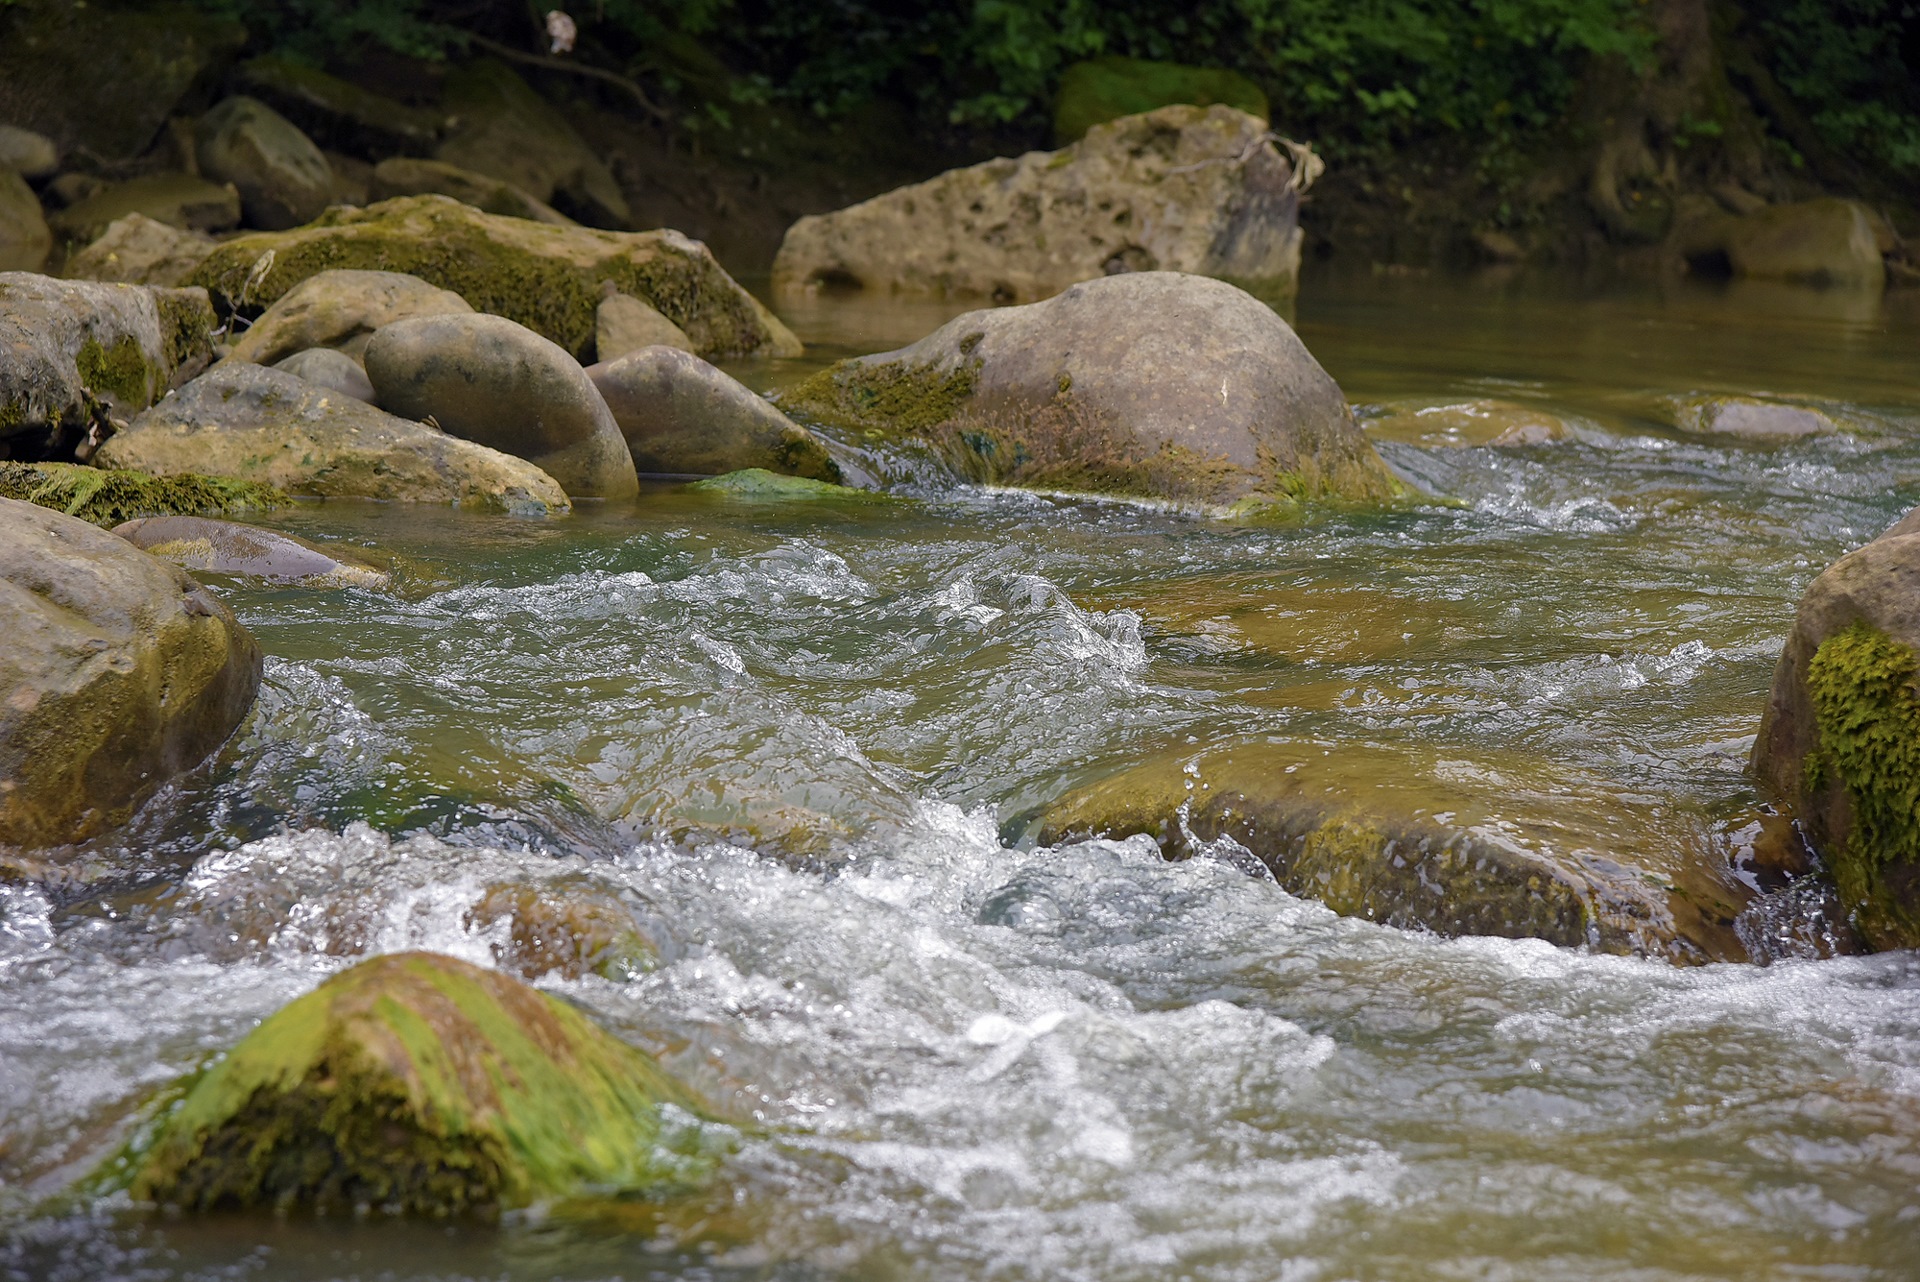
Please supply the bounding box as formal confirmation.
[4,268,1919,1280]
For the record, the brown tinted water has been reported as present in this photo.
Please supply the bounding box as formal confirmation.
[4,268,1920,1280]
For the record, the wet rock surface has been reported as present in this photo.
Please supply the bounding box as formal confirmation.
[365,313,638,499]
[226,268,475,368]
[191,196,801,362]
[774,105,1313,303]
[114,515,390,590]
[589,346,838,481]
[0,497,261,848]
[123,951,717,1216]
[1677,396,1839,441]
[97,361,571,515]
[1752,511,1920,950]
[783,271,1397,508]
[1362,399,1574,448]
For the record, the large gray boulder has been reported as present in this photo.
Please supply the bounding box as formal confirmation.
[364,313,637,499]
[96,362,570,516]
[0,169,51,273]
[587,347,840,481]
[782,271,1399,509]
[435,60,629,228]
[0,497,261,848]
[0,273,216,460]
[1751,512,1920,950]
[773,105,1316,303]
[65,214,217,288]
[195,96,335,231]
[114,515,389,589]
[227,269,474,367]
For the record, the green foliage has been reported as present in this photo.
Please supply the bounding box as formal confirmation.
[1751,0,1920,175]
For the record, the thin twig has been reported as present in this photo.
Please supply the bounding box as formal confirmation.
[460,30,671,123]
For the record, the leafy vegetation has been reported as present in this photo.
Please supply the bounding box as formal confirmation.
[1749,0,1920,175]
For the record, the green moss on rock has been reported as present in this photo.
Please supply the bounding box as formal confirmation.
[685,467,874,501]
[74,336,156,409]
[784,356,980,436]
[1804,622,1920,948]
[0,462,284,526]
[123,952,721,1216]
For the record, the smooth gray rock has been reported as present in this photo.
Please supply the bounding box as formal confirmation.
[227,269,474,367]
[195,96,334,231]
[783,271,1398,509]
[0,273,215,459]
[1681,396,1837,441]
[0,497,261,847]
[595,292,693,361]
[114,515,389,589]
[588,346,839,481]
[0,125,58,179]
[365,313,637,499]
[97,362,570,515]
[273,347,376,402]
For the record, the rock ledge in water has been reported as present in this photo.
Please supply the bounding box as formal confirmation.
[125,952,716,1216]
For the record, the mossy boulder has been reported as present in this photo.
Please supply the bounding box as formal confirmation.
[1752,516,1920,949]
[782,272,1398,509]
[195,96,335,232]
[0,273,216,461]
[189,195,801,363]
[234,55,447,158]
[0,461,283,526]
[364,313,638,500]
[773,105,1312,303]
[588,347,840,481]
[114,515,390,590]
[0,169,51,274]
[226,268,474,368]
[0,1,245,161]
[370,158,571,226]
[96,362,571,516]
[1053,57,1268,144]
[1038,740,1750,962]
[48,174,242,245]
[435,60,628,229]
[0,497,261,848]
[122,952,718,1216]
[65,214,219,288]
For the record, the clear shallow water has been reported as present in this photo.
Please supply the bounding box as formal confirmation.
[5,269,1920,1280]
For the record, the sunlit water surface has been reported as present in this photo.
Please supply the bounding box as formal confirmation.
[4,270,1920,1280]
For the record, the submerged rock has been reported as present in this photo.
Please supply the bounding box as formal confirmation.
[123,952,716,1216]
[773,105,1313,303]
[1676,396,1838,441]
[782,272,1397,509]
[65,214,217,288]
[191,196,801,362]
[465,883,654,981]
[1751,513,1920,949]
[272,347,376,403]
[588,347,838,481]
[365,313,638,499]
[596,291,695,360]
[195,96,334,232]
[0,497,261,848]
[435,59,629,228]
[1362,399,1573,448]
[48,174,242,245]
[226,268,474,368]
[1038,740,1750,962]
[0,273,216,461]
[0,461,282,526]
[0,170,51,273]
[97,362,570,515]
[114,515,390,590]
[369,157,571,225]
[1053,57,1268,143]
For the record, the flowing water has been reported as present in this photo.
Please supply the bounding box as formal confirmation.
[5,269,1920,1280]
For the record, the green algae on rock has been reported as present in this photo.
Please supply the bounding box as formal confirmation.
[0,462,284,527]
[189,196,800,363]
[782,272,1400,510]
[0,497,261,848]
[1752,518,1920,950]
[123,952,719,1216]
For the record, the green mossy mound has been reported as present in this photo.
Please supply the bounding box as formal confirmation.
[0,462,284,527]
[188,196,800,363]
[1803,623,1920,949]
[684,468,875,501]
[123,952,721,1217]
[1053,57,1269,144]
